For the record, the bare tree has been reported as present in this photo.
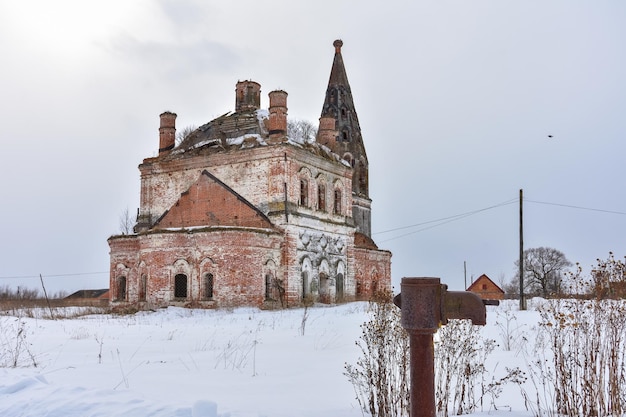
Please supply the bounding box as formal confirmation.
[118,207,134,235]
[514,247,572,297]
[176,125,198,147]
[287,119,317,143]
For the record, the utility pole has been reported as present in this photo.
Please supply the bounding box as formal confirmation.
[464,261,467,289]
[519,189,526,310]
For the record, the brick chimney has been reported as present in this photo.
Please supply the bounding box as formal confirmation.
[235,80,261,112]
[268,90,288,141]
[159,111,177,155]
[317,115,337,147]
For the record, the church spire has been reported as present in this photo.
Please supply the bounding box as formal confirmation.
[319,39,369,198]
[318,40,372,237]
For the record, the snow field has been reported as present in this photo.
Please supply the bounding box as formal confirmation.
[0,301,541,416]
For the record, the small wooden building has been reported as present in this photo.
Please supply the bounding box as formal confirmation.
[65,289,110,307]
[466,274,505,301]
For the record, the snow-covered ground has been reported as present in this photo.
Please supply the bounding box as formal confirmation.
[0,301,540,417]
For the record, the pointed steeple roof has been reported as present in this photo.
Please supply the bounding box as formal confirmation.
[327,40,351,87]
[319,40,369,198]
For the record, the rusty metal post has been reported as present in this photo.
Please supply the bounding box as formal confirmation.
[395,277,441,417]
[409,332,436,417]
[394,277,491,417]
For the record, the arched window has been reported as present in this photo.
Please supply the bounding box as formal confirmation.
[334,189,342,215]
[299,179,308,207]
[336,273,344,300]
[336,262,345,301]
[117,276,127,301]
[139,274,147,301]
[302,270,309,299]
[174,274,188,299]
[205,273,214,299]
[265,273,274,300]
[317,183,326,212]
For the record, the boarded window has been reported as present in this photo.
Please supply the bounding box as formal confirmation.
[117,276,127,301]
[174,274,188,299]
[139,274,147,301]
[336,273,344,300]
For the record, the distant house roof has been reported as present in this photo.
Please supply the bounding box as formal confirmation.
[467,274,505,294]
[66,289,110,299]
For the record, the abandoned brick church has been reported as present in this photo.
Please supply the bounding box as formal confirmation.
[108,40,392,308]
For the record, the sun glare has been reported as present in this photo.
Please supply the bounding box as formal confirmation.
[5,1,158,58]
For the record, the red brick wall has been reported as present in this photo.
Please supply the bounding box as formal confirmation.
[468,276,505,300]
[109,228,283,308]
[353,246,392,298]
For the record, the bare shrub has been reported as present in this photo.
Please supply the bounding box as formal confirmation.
[526,297,626,417]
[0,317,37,368]
[494,308,526,352]
[435,319,497,415]
[344,291,410,417]
[520,255,626,417]
[300,296,314,336]
[346,292,507,417]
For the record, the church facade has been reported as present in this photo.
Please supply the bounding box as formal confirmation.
[108,40,391,309]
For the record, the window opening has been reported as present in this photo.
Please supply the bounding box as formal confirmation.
[265,274,274,300]
[174,274,188,299]
[336,273,344,300]
[334,189,342,215]
[205,273,214,299]
[139,274,147,301]
[118,276,127,301]
[317,184,326,212]
[302,271,309,299]
[358,163,367,193]
[299,179,308,206]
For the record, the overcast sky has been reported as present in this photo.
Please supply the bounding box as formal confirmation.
[1,0,624,295]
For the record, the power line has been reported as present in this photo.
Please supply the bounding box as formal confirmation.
[373,196,624,244]
[0,271,109,280]
[374,198,518,243]
[374,198,518,235]
[525,199,626,216]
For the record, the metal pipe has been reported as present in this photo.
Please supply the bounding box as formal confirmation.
[409,331,436,417]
